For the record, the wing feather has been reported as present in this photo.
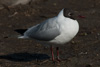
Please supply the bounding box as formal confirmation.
[24,17,60,41]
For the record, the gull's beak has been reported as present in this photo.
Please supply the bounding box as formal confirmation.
[78,15,85,18]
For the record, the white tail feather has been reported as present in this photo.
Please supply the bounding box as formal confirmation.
[18,35,29,39]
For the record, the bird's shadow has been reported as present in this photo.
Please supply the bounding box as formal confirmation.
[0,52,50,62]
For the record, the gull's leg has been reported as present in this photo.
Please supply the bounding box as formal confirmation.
[56,47,60,61]
[50,45,54,61]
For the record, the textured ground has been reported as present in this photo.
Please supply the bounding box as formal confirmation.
[0,0,100,67]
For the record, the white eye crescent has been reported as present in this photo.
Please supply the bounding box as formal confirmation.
[68,12,73,16]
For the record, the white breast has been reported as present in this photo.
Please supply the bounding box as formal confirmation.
[50,18,79,44]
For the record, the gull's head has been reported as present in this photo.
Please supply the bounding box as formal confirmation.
[63,8,75,19]
[60,8,85,20]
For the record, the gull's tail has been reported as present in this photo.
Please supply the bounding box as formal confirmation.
[14,29,27,35]
[14,29,29,39]
[18,35,29,39]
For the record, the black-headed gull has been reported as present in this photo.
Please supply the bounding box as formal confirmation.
[0,0,32,10]
[17,8,83,61]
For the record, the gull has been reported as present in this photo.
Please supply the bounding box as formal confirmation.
[17,8,84,61]
[0,0,32,10]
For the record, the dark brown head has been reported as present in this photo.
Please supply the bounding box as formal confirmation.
[63,8,85,20]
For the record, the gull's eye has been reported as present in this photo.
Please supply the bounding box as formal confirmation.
[68,12,73,16]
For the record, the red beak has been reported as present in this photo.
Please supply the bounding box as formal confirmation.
[78,15,85,18]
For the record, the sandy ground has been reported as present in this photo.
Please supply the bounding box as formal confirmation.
[0,0,100,67]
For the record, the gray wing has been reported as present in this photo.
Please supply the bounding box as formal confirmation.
[24,17,60,41]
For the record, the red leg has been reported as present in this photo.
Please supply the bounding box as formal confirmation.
[56,47,60,61]
[50,45,54,61]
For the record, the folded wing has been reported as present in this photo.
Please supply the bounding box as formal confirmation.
[24,17,60,41]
